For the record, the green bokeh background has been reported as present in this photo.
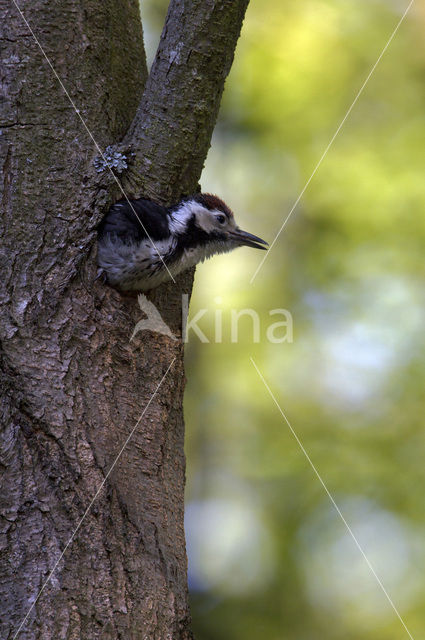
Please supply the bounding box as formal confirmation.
[142,1,425,638]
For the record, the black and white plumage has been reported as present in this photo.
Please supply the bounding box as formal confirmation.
[97,193,268,291]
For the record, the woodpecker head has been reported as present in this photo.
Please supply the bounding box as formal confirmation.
[169,193,268,253]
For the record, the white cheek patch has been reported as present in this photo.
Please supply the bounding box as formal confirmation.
[196,209,219,233]
[169,201,219,233]
[169,200,238,235]
[196,208,238,233]
[168,203,194,234]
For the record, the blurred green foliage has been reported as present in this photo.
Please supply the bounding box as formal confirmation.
[142,0,425,638]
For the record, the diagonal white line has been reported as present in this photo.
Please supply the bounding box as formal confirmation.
[250,357,415,640]
[11,0,176,284]
[12,357,176,640]
[250,0,415,284]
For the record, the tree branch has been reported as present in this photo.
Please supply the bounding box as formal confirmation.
[123,0,249,203]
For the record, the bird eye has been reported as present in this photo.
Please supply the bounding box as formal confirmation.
[216,214,226,225]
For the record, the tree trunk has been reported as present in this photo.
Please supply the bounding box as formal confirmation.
[0,1,248,639]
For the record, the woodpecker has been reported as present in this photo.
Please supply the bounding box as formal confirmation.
[97,193,268,291]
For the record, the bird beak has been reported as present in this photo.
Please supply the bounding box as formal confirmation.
[228,228,268,250]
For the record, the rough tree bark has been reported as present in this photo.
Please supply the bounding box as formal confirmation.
[0,1,249,639]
